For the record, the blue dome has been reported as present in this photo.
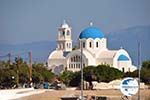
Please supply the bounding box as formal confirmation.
[118,54,129,61]
[79,27,104,39]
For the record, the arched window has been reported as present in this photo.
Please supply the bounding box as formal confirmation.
[67,43,69,48]
[67,30,70,36]
[96,42,98,48]
[83,42,85,48]
[62,30,65,35]
[69,43,71,48]
[89,42,92,48]
[74,56,76,62]
[71,58,73,62]
[122,68,125,72]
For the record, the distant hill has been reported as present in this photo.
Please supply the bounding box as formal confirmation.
[0,41,56,63]
[0,26,150,65]
[106,25,150,65]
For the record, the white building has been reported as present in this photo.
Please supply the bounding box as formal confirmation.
[48,21,137,73]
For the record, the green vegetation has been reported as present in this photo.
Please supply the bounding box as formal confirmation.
[60,65,124,87]
[84,65,124,82]
[0,58,54,89]
[124,60,150,84]
[0,58,150,89]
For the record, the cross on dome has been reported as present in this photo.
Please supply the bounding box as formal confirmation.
[63,20,67,25]
[90,21,93,26]
[61,20,69,28]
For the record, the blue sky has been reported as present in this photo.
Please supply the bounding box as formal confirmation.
[0,0,150,44]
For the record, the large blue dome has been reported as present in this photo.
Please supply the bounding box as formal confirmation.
[79,27,104,39]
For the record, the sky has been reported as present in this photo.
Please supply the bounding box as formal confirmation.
[0,0,150,44]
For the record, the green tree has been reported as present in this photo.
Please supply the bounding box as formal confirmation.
[60,70,74,86]
[142,60,150,69]
[92,65,123,82]
[0,58,56,89]
[124,60,150,84]
[141,60,150,84]
[33,63,55,82]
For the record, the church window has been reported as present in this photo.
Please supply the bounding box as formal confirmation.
[69,43,71,48]
[79,64,80,68]
[83,63,85,67]
[96,42,98,48]
[67,30,70,35]
[76,56,78,62]
[71,58,73,62]
[83,42,85,48]
[74,64,75,68]
[79,56,81,62]
[89,42,92,48]
[122,68,125,72]
[62,30,65,35]
[76,64,78,68]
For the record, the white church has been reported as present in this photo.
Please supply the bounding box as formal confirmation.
[48,21,137,73]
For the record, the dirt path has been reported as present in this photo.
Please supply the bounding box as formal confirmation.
[18,89,150,100]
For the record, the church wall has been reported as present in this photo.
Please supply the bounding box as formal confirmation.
[117,61,131,72]
[66,50,88,72]
[113,49,132,68]
[96,58,113,66]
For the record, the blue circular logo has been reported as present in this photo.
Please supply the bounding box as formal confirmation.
[120,77,139,96]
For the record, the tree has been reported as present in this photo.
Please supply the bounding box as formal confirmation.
[32,63,55,82]
[124,60,150,84]
[60,65,124,87]
[69,71,81,86]
[60,70,74,86]
[85,65,124,82]
[0,58,55,89]
[124,70,138,77]
[142,60,150,69]
[141,60,150,84]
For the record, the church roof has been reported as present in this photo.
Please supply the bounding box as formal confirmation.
[79,27,104,39]
[49,50,65,59]
[118,54,129,61]
[61,20,69,28]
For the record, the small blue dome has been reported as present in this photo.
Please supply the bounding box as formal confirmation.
[118,54,129,61]
[79,27,104,39]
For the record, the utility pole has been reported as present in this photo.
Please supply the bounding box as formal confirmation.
[8,53,11,65]
[16,56,20,87]
[28,51,32,85]
[80,40,83,100]
[138,42,141,100]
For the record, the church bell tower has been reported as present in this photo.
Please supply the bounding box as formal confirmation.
[57,20,72,52]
